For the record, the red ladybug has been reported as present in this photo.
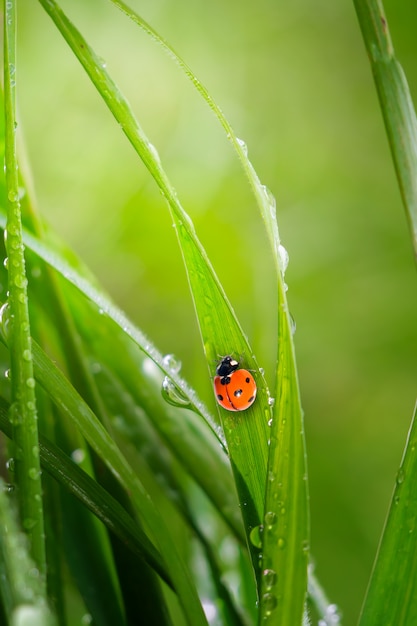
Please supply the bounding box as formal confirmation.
[214,356,257,411]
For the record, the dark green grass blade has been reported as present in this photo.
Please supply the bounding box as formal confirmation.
[354,0,417,260]
[358,402,417,625]
[0,396,171,588]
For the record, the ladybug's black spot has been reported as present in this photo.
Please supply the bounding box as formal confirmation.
[220,376,231,385]
[233,389,243,398]
[245,377,250,383]
[248,396,255,403]
[217,394,224,401]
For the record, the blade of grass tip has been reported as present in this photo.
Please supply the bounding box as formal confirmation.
[3,0,46,579]
[358,402,417,626]
[0,478,55,625]
[353,0,417,261]
[109,0,283,267]
[39,0,270,537]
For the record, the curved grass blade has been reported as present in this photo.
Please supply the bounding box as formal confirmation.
[358,402,417,626]
[108,3,310,616]
[0,397,173,589]
[3,0,46,576]
[353,0,417,260]
[38,0,271,539]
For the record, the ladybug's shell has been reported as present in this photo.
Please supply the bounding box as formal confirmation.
[214,369,257,412]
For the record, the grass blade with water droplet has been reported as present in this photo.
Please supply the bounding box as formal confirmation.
[358,402,417,625]
[3,0,46,580]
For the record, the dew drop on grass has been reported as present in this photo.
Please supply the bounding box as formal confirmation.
[6,457,15,472]
[261,592,277,616]
[26,377,35,389]
[236,137,248,156]
[278,243,289,275]
[3,257,8,270]
[249,524,263,549]
[162,353,182,374]
[262,568,277,590]
[0,301,12,340]
[71,449,86,464]
[264,511,277,528]
[396,468,405,484]
[161,377,191,408]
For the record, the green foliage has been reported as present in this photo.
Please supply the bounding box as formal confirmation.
[0,0,415,625]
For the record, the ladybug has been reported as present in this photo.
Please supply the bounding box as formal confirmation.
[214,356,257,411]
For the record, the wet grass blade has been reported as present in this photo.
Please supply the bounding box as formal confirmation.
[39,0,271,544]
[353,0,417,260]
[0,478,55,625]
[358,402,417,625]
[108,4,310,619]
[3,0,46,576]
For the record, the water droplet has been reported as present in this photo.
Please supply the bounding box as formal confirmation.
[263,569,277,594]
[28,467,40,480]
[81,613,93,625]
[25,377,35,389]
[22,349,31,361]
[396,468,405,484]
[4,483,14,494]
[0,301,12,340]
[161,377,191,408]
[290,313,296,335]
[71,449,85,464]
[9,402,21,425]
[261,592,277,616]
[3,257,8,270]
[268,418,273,427]
[259,367,265,375]
[32,446,39,458]
[5,368,11,380]
[277,537,286,549]
[14,275,28,289]
[7,189,19,203]
[268,397,275,407]
[278,244,289,275]
[236,137,248,156]
[162,353,182,374]
[268,470,276,482]
[249,524,263,549]
[264,511,277,528]
[6,458,15,472]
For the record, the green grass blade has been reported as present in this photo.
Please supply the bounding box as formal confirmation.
[28,336,207,626]
[0,395,171,589]
[3,0,46,578]
[38,0,271,540]
[353,0,417,260]
[107,5,310,618]
[259,281,309,624]
[0,478,55,625]
[358,402,417,625]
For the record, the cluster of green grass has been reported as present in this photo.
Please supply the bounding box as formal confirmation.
[0,1,416,625]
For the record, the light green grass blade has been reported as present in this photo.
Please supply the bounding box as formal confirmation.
[3,0,46,576]
[358,402,417,625]
[108,4,309,618]
[353,0,417,260]
[259,280,309,624]
[39,0,270,539]
[0,478,55,625]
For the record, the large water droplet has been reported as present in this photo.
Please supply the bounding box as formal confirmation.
[0,301,12,341]
[261,592,277,616]
[264,511,277,528]
[236,137,248,156]
[161,377,191,408]
[162,353,182,374]
[249,524,263,549]
[262,568,277,590]
[278,244,289,275]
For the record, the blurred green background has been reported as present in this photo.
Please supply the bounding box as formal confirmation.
[16,1,417,623]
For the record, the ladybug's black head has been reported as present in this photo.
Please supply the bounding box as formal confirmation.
[216,355,239,378]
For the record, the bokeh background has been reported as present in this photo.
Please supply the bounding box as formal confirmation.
[16,1,417,623]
